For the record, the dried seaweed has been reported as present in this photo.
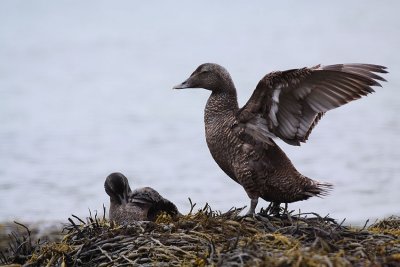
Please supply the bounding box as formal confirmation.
[0,221,43,265]
[1,201,399,267]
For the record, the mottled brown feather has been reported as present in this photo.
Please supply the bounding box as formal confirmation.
[104,173,179,224]
[239,64,387,145]
[173,63,387,214]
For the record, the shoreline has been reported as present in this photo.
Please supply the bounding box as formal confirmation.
[1,207,399,266]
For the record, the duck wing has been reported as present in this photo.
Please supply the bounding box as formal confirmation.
[130,187,179,219]
[236,64,387,146]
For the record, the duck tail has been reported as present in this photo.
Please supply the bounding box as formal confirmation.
[304,180,333,198]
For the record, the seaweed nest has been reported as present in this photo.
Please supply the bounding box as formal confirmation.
[1,201,399,267]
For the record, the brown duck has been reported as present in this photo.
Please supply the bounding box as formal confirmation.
[173,63,387,215]
[104,172,179,224]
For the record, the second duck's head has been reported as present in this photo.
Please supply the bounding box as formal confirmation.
[104,172,132,205]
[173,63,235,93]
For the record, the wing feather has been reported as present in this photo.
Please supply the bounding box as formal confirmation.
[236,64,387,145]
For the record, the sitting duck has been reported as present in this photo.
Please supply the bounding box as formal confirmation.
[104,172,179,224]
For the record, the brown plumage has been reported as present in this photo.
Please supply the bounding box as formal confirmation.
[173,63,387,215]
[104,172,179,224]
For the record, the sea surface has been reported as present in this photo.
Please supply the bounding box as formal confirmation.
[0,1,399,225]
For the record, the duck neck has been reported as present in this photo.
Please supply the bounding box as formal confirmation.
[205,89,239,122]
[109,200,119,220]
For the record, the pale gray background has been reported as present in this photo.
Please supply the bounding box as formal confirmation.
[0,1,399,225]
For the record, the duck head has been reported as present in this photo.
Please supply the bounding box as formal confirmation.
[173,63,235,93]
[104,172,132,205]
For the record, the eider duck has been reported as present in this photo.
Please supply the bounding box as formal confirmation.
[104,172,179,224]
[173,63,387,215]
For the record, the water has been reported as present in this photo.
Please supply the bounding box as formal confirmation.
[0,1,399,225]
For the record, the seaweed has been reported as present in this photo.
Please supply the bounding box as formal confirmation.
[0,221,43,265]
[1,201,399,266]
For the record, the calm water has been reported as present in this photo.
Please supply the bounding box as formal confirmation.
[0,1,399,225]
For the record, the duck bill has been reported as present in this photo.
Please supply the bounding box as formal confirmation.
[172,79,191,89]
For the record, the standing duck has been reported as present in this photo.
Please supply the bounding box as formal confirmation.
[104,172,179,224]
[173,63,387,215]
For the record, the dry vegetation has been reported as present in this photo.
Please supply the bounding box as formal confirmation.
[1,201,399,267]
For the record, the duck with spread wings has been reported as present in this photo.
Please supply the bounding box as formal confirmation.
[173,63,387,215]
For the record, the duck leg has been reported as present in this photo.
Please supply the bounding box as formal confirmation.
[245,198,258,216]
[269,202,281,216]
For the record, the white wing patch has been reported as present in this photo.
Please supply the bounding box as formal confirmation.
[243,115,276,145]
[269,86,282,127]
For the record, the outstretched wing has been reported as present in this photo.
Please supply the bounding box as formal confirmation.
[236,64,387,146]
